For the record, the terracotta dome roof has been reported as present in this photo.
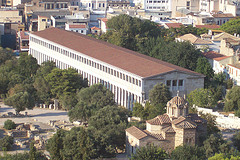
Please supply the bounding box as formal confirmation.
[167,96,188,109]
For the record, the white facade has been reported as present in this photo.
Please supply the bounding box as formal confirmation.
[28,28,204,109]
[199,0,219,12]
[65,23,88,35]
[219,0,240,16]
[143,0,171,11]
[228,64,240,85]
[80,0,107,10]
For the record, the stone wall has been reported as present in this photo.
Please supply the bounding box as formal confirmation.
[143,71,204,99]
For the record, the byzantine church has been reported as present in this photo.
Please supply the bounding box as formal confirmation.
[126,95,207,155]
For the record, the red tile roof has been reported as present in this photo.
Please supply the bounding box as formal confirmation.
[228,63,240,69]
[147,114,171,125]
[144,130,165,140]
[213,56,229,61]
[19,31,30,40]
[172,116,197,129]
[99,18,108,23]
[212,13,234,18]
[195,25,220,29]
[202,51,225,59]
[165,23,183,28]
[32,28,204,78]
[69,24,86,29]
[91,26,100,30]
[126,126,148,140]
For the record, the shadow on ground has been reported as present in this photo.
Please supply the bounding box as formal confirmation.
[33,112,68,117]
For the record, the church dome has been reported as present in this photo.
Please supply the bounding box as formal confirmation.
[167,96,189,109]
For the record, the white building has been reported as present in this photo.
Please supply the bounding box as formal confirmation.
[143,0,172,12]
[65,23,88,35]
[219,0,240,17]
[227,63,240,85]
[80,0,107,10]
[29,28,204,109]
[199,0,219,12]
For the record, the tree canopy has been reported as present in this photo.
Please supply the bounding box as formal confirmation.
[4,119,16,130]
[149,83,171,114]
[224,86,240,112]
[88,105,128,155]
[187,88,218,108]
[195,57,214,87]
[171,145,206,160]
[131,145,168,160]
[101,14,165,51]
[0,47,14,66]
[68,84,115,121]
[4,91,35,113]
[220,18,240,35]
[45,68,88,98]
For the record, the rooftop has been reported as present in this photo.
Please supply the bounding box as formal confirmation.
[165,23,183,28]
[126,126,148,140]
[146,114,171,125]
[212,13,234,18]
[202,51,226,59]
[32,28,204,78]
[68,24,86,28]
[228,63,240,69]
[213,32,240,41]
[195,25,220,29]
[178,33,213,45]
[19,31,30,40]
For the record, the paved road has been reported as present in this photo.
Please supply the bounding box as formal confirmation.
[0,102,69,127]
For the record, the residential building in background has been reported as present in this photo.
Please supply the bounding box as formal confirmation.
[17,31,30,52]
[65,23,88,34]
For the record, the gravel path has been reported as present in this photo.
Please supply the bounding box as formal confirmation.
[0,102,69,127]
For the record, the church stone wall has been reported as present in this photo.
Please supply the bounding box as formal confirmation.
[183,129,196,145]
[173,127,184,147]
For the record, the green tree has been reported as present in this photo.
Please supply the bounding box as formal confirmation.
[4,91,35,113]
[0,136,14,151]
[224,86,240,111]
[61,127,96,160]
[17,53,39,78]
[232,132,240,151]
[203,133,231,158]
[46,129,67,160]
[149,83,171,115]
[147,39,201,71]
[88,105,128,156]
[199,113,220,137]
[212,72,227,87]
[132,102,145,120]
[35,61,56,77]
[220,18,240,35]
[59,93,78,110]
[45,68,88,98]
[171,145,206,160]
[68,84,115,122]
[102,14,164,51]
[4,119,16,130]
[29,141,37,160]
[187,88,218,108]
[195,57,214,87]
[0,47,14,66]
[33,77,51,104]
[131,145,168,160]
